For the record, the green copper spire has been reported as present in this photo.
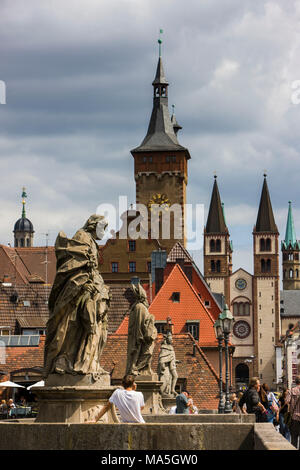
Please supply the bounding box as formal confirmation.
[21,186,27,218]
[221,202,227,226]
[285,201,297,247]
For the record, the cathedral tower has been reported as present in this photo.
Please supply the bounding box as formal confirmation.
[282,201,300,290]
[204,176,233,305]
[13,187,34,247]
[252,175,280,384]
[131,40,191,253]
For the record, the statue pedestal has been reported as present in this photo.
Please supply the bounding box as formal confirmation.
[34,373,119,423]
[135,374,165,415]
[161,396,177,413]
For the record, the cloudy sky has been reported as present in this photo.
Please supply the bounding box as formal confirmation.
[1,0,300,277]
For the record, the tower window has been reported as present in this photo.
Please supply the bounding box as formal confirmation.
[216,260,221,273]
[261,259,265,273]
[266,238,271,251]
[216,239,221,252]
[210,240,215,252]
[260,238,265,251]
[128,240,136,252]
[289,269,293,278]
[211,260,216,272]
[296,269,299,278]
[266,259,271,272]
[289,253,293,261]
[129,262,136,273]
[111,262,118,273]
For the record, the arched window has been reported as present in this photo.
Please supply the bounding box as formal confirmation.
[232,301,250,316]
[216,239,221,252]
[244,303,250,315]
[260,238,265,251]
[211,260,216,272]
[283,270,286,279]
[26,238,30,247]
[266,259,271,272]
[210,240,215,252]
[20,238,24,247]
[289,269,294,279]
[266,238,271,251]
[261,259,265,273]
[296,269,299,278]
[289,253,293,261]
[216,260,221,273]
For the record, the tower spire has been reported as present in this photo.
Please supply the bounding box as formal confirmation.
[284,201,297,248]
[255,174,278,233]
[21,187,27,218]
[205,176,227,233]
[131,35,190,156]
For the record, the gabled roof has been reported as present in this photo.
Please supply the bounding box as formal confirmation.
[0,284,51,332]
[167,241,193,263]
[0,245,56,285]
[205,177,227,234]
[255,176,278,233]
[116,264,218,347]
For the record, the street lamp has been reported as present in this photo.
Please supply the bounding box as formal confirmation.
[219,304,234,414]
[214,318,225,414]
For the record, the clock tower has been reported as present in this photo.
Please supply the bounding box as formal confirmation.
[131,41,191,253]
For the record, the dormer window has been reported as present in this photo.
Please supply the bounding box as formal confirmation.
[172,292,180,303]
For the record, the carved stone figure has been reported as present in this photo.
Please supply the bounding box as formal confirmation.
[125,283,157,376]
[43,214,111,378]
[158,332,179,397]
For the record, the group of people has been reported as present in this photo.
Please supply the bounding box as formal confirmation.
[169,390,198,415]
[231,375,300,449]
[0,398,16,417]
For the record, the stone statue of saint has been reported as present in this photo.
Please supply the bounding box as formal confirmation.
[43,214,111,378]
[157,332,179,397]
[125,283,157,376]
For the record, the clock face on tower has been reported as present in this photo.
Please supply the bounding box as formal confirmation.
[148,193,171,213]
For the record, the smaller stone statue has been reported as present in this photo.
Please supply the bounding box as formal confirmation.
[125,283,157,377]
[158,332,179,397]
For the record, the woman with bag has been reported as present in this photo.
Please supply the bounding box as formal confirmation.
[262,383,279,426]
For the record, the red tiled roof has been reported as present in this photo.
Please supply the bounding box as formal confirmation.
[117,264,218,347]
[0,284,51,332]
[0,245,56,285]
[0,336,45,382]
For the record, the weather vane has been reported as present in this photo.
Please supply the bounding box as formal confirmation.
[158,28,163,57]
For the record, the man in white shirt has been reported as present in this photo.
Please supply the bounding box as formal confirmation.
[93,375,145,424]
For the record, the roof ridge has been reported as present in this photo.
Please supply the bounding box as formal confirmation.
[150,263,215,326]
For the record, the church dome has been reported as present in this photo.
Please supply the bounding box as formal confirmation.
[13,217,34,233]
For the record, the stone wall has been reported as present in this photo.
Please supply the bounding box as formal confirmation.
[0,420,295,450]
